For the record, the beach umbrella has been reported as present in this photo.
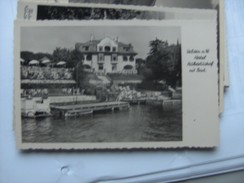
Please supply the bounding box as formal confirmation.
[28,60,39,65]
[41,59,51,64]
[57,61,66,66]
[40,57,49,61]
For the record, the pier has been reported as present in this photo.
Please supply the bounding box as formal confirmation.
[50,101,130,117]
[121,98,147,105]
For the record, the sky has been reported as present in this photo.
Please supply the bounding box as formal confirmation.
[21,25,180,59]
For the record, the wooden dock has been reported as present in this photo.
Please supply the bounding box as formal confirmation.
[50,101,130,117]
[121,98,146,105]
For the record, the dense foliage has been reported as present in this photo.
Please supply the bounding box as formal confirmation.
[143,38,181,88]
[37,6,142,20]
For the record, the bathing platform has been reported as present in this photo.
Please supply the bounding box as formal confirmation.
[50,101,130,117]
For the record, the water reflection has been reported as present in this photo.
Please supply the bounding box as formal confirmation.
[22,105,182,143]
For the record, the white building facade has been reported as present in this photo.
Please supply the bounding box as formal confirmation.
[75,37,137,74]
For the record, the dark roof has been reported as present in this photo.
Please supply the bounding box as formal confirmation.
[77,39,131,47]
[76,38,137,55]
[118,42,129,47]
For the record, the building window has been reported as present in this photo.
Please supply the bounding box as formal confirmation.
[124,47,129,51]
[98,54,104,61]
[99,46,103,51]
[98,64,104,70]
[129,56,134,61]
[83,46,89,51]
[84,64,91,69]
[112,54,117,61]
[86,54,92,61]
[112,47,116,52]
[112,64,117,71]
[123,55,128,61]
[105,46,111,52]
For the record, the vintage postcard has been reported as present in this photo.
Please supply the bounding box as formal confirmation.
[19,0,156,6]
[16,1,223,112]
[14,19,218,149]
[219,0,229,88]
[17,1,216,21]
[69,0,156,6]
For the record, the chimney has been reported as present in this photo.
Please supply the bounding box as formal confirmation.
[90,34,94,41]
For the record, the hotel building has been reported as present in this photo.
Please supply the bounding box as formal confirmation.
[75,36,138,74]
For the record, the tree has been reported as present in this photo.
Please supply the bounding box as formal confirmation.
[52,47,86,87]
[68,49,84,68]
[52,47,71,63]
[146,39,170,81]
[148,38,168,56]
[69,49,85,88]
[174,44,182,87]
[145,38,181,88]
[21,51,35,63]
[34,52,53,61]
[73,60,86,88]
[135,58,145,75]
[20,51,53,65]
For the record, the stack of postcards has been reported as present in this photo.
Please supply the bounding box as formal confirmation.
[14,0,228,150]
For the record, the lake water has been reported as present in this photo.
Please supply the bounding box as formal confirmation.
[22,105,182,143]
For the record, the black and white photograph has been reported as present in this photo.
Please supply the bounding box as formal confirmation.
[19,24,182,143]
[18,2,217,21]
[69,0,156,6]
[36,5,165,20]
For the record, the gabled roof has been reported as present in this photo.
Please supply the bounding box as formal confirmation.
[76,37,137,55]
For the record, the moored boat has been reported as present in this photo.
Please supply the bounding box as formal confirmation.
[22,110,52,119]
